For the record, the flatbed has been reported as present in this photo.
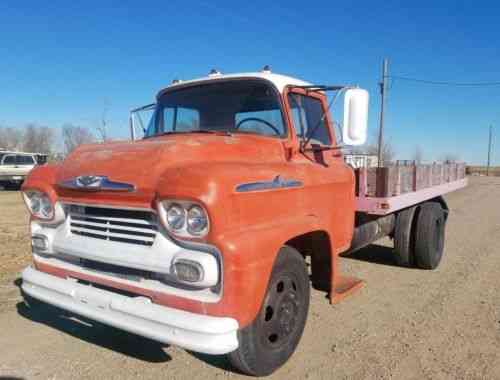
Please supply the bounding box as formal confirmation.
[356,164,467,215]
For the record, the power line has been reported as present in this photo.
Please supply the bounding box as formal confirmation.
[388,75,500,87]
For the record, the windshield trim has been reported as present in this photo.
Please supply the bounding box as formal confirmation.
[147,78,289,140]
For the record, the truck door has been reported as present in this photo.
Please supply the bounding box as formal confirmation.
[285,89,355,251]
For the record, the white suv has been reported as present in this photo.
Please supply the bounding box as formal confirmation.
[0,153,41,190]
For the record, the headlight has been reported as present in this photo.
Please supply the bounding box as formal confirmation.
[187,205,208,235]
[22,190,54,220]
[158,200,210,238]
[166,203,185,230]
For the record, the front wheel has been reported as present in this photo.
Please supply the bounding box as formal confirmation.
[227,246,310,376]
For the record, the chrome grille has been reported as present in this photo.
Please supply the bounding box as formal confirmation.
[68,204,158,246]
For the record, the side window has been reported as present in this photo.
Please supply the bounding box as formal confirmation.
[17,155,35,165]
[3,155,15,165]
[161,107,199,132]
[287,94,332,146]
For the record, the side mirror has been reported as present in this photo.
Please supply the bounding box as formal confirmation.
[342,88,369,146]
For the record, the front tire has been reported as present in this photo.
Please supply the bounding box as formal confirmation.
[228,246,310,376]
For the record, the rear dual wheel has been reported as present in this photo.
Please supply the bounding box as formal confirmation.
[394,201,446,269]
[228,246,310,377]
[414,202,446,269]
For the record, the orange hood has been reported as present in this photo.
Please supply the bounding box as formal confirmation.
[55,134,286,206]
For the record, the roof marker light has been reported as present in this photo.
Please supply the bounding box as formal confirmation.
[261,65,271,73]
[171,78,182,84]
[208,69,221,77]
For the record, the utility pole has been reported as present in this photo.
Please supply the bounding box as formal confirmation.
[377,58,389,167]
[487,125,493,176]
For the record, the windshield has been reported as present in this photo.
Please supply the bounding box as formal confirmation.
[144,80,286,138]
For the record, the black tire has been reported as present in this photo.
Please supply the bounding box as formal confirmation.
[414,202,446,269]
[393,206,417,267]
[227,246,310,376]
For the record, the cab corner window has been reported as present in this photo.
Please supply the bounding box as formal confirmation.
[287,93,332,146]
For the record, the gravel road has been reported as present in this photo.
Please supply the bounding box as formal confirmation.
[1,176,499,379]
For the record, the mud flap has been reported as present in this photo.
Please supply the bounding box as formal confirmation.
[330,254,364,304]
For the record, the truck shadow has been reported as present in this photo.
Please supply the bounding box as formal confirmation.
[342,243,404,268]
[187,352,236,373]
[15,287,171,363]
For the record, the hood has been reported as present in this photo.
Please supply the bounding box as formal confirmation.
[55,134,286,205]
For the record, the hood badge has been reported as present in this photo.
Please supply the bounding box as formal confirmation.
[59,175,135,192]
[236,175,303,193]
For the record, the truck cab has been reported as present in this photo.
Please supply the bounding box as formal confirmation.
[21,69,464,377]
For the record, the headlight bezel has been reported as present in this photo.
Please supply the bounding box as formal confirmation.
[22,190,55,220]
[158,199,210,238]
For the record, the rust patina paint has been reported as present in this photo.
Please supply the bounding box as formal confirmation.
[23,89,355,328]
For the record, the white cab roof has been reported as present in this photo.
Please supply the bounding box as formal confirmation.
[158,72,311,96]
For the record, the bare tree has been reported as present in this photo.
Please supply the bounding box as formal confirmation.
[412,145,424,164]
[62,124,96,155]
[95,100,110,142]
[1,124,54,153]
[0,127,23,150]
[23,124,55,154]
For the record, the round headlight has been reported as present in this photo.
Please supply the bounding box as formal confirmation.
[40,194,53,218]
[187,205,208,235]
[166,203,185,230]
[23,191,54,220]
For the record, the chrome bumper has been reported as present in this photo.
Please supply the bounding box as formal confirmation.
[21,266,239,355]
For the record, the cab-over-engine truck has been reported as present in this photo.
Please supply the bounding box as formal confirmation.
[21,69,467,376]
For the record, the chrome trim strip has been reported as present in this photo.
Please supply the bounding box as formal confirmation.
[235,175,303,193]
[58,176,135,192]
[60,201,156,213]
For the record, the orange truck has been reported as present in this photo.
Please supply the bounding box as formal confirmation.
[20,69,466,376]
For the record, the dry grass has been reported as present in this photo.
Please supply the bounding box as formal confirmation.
[0,191,31,310]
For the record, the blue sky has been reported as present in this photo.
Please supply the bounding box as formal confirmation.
[1,0,499,164]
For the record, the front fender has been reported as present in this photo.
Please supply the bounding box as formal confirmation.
[214,214,321,327]
[21,164,60,204]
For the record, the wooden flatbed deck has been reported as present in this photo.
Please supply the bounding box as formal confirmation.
[355,164,468,215]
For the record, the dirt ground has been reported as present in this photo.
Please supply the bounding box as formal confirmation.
[0,176,499,380]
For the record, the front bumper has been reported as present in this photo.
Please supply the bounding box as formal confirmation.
[21,266,239,355]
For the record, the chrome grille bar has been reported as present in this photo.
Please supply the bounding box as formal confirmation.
[67,204,158,246]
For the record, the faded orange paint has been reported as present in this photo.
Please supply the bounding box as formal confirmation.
[22,84,358,327]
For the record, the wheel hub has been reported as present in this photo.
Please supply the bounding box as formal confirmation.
[261,275,301,348]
